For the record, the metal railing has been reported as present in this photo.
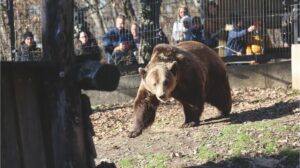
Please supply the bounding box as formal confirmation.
[1,0,299,64]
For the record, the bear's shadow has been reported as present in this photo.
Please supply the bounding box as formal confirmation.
[201,100,298,125]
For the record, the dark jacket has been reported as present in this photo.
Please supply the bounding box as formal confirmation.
[16,42,41,61]
[225,28,248,56]
[111,49,137,66]
[103,28,135,55]
[192,28,218,49]
[74,39,102,60]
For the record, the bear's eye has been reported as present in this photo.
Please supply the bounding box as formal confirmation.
[163,80,168,86]
[153,82,157,87]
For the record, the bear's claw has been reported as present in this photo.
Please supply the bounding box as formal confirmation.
[128,130,142,138]
[180,121,199,128]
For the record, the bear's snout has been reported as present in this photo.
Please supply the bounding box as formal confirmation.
[157,93,167,102]
[159,94,166,100]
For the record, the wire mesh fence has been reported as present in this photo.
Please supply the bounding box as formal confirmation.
[0,0,299,64]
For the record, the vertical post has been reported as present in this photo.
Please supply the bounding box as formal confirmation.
[6,0,15,60]
[140,0,168,63]
[293,0,299,44]
[41,0,91,167]
[292,44,300,90]
[292,0,299,44]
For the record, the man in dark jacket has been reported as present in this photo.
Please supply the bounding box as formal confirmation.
[225,17,256,56]
[103,14,136,64]
[16,31,41,61]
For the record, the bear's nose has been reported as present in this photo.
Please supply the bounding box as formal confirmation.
[159,94,166,100]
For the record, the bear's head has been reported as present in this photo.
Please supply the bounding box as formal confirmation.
[139,61,177,102]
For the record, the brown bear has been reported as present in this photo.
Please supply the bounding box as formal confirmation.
[128,41,232,138]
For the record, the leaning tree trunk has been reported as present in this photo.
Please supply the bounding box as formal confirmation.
[123,0,137,22]
[139,0,168,64]
[88,0,105,36]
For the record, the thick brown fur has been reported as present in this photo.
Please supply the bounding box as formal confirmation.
[128,41,232,138]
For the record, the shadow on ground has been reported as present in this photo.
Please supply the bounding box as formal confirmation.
[186,148,299,168]
[202,100,299,126]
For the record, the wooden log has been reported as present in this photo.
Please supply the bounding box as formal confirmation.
[12,66,47,168]
[1,64,21,168]
[77,61,120,91]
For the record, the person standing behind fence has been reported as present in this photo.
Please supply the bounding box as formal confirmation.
[103,14,136,64]
[16,31,41,61]
[172,5,191,43]
[192,16,204,42]
[130,22,141,62]
[225,16,256,56]
[74,30,102,60]
[111,34,137,66]
[281,0,294,48]
[192,16,219,49]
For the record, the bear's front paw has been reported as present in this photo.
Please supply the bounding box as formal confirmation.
[128,130,142,138]
[180,121,199,128]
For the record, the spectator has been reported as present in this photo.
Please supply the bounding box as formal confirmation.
[16,31,41,61]
[103,14,136,64]
[130,21,141,61]
[191,16,219,48]
[202,25,220,49]
[225,16,256,56]
[74,30,102,60]
[281,0,294,48]
[111,34,137,66]
[191,16,204,42]
[180,16,193,41]
[206,1,218,18]
[172,5,190,43]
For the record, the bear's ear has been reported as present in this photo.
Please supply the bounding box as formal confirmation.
[138,67,147,78]
[168,61,177,76]
[154,44,176,57]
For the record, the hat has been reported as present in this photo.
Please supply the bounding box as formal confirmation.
[23,31,34,39]
[181,16,192,24]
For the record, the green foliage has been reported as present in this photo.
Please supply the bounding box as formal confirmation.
[118,159,135,168]
[197,146,218,161]
[145,153,168,168]
[215,121,299,157]
[231,132,251,156]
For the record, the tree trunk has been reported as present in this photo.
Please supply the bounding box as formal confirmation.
[41,0,91,167]
[139,0,168,63]
[88,0,105,36]
[123,0,137,21]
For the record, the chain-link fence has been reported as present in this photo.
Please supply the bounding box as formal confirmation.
[1,0,299,64]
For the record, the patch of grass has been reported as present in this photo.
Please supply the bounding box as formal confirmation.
[145,153,168,168]
[286,89,300,97]
[118,158,135,168]
[197,146,218,161]
[215,121,299,157]
[232,132,251,156]
[264,139,277,154]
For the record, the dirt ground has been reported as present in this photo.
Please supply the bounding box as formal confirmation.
[90,87,300,168]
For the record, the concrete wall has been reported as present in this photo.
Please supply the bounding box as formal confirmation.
[84,61,291,106]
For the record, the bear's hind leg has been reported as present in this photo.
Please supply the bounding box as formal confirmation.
[180,103,203,128]
[208,80,232,117]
